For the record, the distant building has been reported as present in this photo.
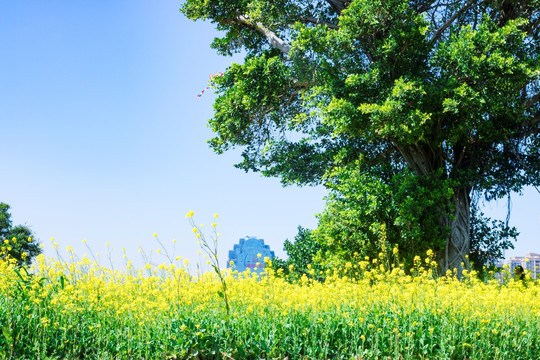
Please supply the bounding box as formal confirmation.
[227,236,275,273]
[507,253,540,279]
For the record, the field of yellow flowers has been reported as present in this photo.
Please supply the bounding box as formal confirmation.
[1,249,539,360]
[1,213,540,360]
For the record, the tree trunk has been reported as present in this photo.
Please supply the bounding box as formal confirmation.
[395,143,472,274]
[440,187,471,274]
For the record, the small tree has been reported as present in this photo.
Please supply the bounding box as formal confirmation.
[273,226,326,276]
[0,203,41,266]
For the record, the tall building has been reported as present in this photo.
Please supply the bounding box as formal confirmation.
[507,253,540,279]
[227,236,275,273]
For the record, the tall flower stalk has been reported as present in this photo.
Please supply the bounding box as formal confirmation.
[186,211,230,318]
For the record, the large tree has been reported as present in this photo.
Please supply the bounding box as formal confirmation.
[182,0,540,272]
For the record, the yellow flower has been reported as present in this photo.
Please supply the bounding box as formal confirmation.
[257,253,262,258]
[212,223,217,227]
[186,210,194,218]
[213,213,219,218]
[192,227,198,233]
[153,233,157,237]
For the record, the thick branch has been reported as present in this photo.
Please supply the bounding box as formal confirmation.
[415,0,440,14]
[392,142,432,175]
[430,0,478,45]
[301,16,339,30]
[235,15,291,54]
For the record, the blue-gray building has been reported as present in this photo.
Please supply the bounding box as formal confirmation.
[227,236,275,273]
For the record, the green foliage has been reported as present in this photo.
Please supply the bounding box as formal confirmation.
[315,164,455,270]
[0,203,41,266]
[273,226,326,276]
[182,0,540,269]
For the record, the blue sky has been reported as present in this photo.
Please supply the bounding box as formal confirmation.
[1,1,538,268]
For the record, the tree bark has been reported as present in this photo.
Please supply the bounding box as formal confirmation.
[396,143,472,274]
[440,187,471,274]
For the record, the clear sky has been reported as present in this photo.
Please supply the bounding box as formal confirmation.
[1,1,538,269]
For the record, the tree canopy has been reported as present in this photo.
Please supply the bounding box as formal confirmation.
[0,203,41,266]
[182,0,540,271]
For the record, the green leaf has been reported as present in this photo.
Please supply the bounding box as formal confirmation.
[2,326,12,344]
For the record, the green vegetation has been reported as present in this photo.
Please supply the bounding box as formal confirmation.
[1,243,539,359]
[181,0,540,272]
[272,226,326,276]
[0,203,41,266]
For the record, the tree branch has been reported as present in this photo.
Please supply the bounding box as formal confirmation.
[392,141,432,175]
[430,0,478,45]
[414,0,441,14]
[301,16,339,30]
[234,15,291,54]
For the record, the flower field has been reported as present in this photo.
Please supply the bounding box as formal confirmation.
[1,246,539,360]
